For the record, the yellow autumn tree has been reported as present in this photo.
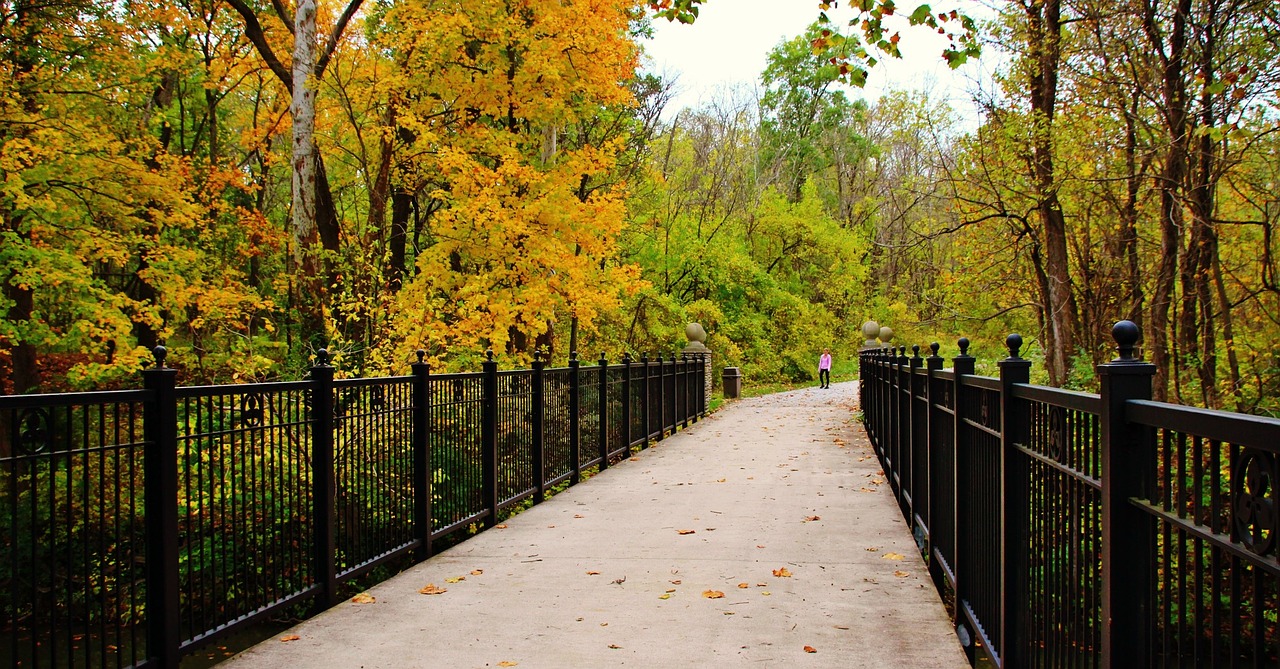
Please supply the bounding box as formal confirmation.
[368,0,645,369]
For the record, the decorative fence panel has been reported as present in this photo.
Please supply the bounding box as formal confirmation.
[859,323,1280,669]
[1,348,706,668]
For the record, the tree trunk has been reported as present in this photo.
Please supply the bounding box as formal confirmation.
[1144,0,1192,402]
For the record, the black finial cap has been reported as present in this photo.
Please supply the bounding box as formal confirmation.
[1006,333,1023,359]
[415,349,426,364]
[912,344,921,358]
[152,345,168,369]
[570,350,579,361]
[1113,320,1141,361]
[958,337,971,356]
[317,348,331,366]
[930,342,940,357]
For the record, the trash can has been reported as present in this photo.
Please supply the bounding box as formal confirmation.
[722,367,742,399]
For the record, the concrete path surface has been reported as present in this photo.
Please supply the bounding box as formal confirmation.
[225,381,967,669]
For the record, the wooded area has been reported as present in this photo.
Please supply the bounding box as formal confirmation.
[1,0,1277,415]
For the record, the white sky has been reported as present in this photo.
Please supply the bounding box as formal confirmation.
[641,0,997,125]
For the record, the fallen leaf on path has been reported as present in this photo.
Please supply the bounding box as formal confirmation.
[496,524,508,529]
[738,583,749,589]
[669,579,682,585]
[629,457,640,461]
[586,570,600,575]
[756,545,766,549]
[677,529,696,535]
[865,547,880,552]
[772,567,792,578]
[351,593,375,604]
[658,593,671,600]
[574,514,584,518]
[882,553,905,561]
[703,590,725,599]
[803,515,821,522]
[894,570,910,578]
[756,583,767,587]
[418,584,447,595]
[471,569,484,575]
[666,588,676,593]
[280,635,300,642]
[717,478,726,482]
[609,644,622,649]
[804,646,818,653]
[498,662,518,667]
[762,591,771,596]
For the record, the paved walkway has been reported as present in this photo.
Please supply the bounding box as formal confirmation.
[225,381,967,668]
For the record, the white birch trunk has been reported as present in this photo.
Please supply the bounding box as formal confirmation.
[291,0,317,267]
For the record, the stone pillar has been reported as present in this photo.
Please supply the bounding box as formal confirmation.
[682,322,712,400]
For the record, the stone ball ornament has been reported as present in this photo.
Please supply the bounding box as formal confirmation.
[879,326,894,344]
[686,322,707,343]
[862,320,881,340]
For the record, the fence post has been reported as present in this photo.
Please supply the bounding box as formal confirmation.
[569,352,581,484]
[640,353,651,448]
[655,354,665,441]
[481,350,499,528]
[906,345,923,521]
[679,354,689,428]
[998,334,1032,668]
[309,349,339,609]
[142,347,180,668]
[1098,321,1155,668]
[532,350,546,504]
[598,353,609,470]
[411,350,432,560]
[621,352,633,453]
[951,338,976,660]
[924,343,944,587]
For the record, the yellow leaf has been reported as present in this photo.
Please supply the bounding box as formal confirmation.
[894,570,910,578]
[445,576,465,583]
[471,569,484,575]
[586,571,601,575]
[351,593,375,604]
[418,584,447,595]
[677,529,696,535]
[737,583,749,589]
[772,567,792,578]
[703,590,725,599]
[498,662,518,667]
[280,635,300,642]
[882,553,905,560]
[658,593,671,600]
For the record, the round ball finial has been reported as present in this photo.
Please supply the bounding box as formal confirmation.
[862,320,881,340]
[570,350,579,362]
[912,344,921,358]
[415,349,426,364]
[1112,320,1141,361]
[485,349,494,361]
[316,348,331,366]
[151,345,168,369]
[1006,334,1023,359]
[879,326,895,343]
[930,342,940,357]
[958,337,971,356]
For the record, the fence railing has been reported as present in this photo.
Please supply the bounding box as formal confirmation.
[859,322,1279,669]
[0,348,707,668]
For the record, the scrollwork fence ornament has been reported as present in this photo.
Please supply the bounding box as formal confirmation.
[1232,447,1277,556]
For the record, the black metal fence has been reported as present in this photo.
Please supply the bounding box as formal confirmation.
[1,348,706,668]
[859,321,1280,669]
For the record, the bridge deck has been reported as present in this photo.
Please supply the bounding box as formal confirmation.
[225,382,966,668]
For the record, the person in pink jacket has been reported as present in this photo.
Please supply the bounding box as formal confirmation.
[819,349,832,388]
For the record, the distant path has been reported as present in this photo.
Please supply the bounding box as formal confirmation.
[225,381,967,668]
